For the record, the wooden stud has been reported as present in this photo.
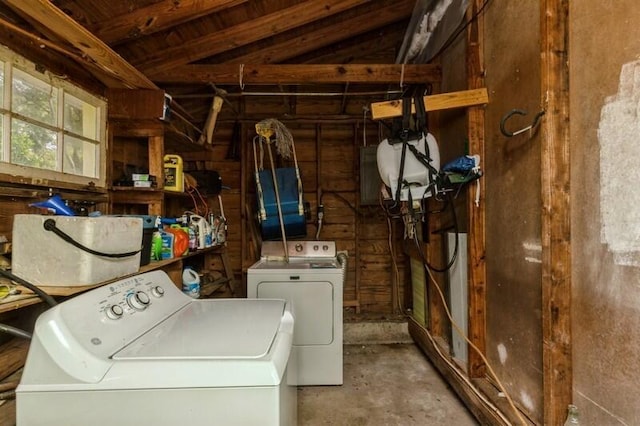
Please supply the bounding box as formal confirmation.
[540,0,572,424]
[370,88,488,120]
[466,0,488,379]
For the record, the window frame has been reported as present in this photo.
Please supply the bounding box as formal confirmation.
[0,44,107,188]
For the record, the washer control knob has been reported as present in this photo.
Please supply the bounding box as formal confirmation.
[106,304,124,320]
[295,243,303,252]
[127,291,150,311]
[151,286,165,298]
[313,245,319,251]
[323,245,329,251]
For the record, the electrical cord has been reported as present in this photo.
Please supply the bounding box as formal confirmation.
[429,0,493,63]
[414,238,529,425]
[43,219,140,258]
[386,214,404,313]
[0,268,57,307]
[0,322,32,340]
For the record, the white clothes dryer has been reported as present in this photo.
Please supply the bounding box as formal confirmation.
[247,241,345,386]
[17,270,296,426]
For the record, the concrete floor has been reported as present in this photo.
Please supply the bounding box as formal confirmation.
[298,343,478,425]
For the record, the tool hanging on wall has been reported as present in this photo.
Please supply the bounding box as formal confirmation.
[376,85,441,239]
[252,119,308,250]
[198,96,224,145]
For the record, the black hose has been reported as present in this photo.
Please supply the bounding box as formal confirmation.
[416,192,460,273]
[0,269,57,307]
[43,219,140,258]
[0,389,16,400]
[0,322,32,340]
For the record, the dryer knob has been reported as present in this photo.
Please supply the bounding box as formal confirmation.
[106,304,124,320]
[127,291,150,311]
[295,243,303,252]
[151,286,165,298]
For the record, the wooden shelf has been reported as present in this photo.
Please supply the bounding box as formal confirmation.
[0,246,230,313]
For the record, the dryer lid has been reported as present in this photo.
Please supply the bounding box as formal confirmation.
[113,299,286,360]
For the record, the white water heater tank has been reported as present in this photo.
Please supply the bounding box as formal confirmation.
[376,133,440,201]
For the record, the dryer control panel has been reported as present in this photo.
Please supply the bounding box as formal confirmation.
[261,240,336,259]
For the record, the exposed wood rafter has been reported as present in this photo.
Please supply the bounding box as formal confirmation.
[90,0,248,45]
[135,0,372,75]
[3,0,156,89]
[222,0,414,64]
[151,63,440,85]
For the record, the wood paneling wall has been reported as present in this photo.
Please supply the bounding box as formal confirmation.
[181,96,409,314]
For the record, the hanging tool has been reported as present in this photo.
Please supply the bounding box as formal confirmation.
[500,109,545,137]
[198,96,223,145]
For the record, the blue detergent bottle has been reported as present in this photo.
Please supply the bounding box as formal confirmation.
[182,267,200,299]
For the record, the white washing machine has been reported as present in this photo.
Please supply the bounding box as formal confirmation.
[247,240,345,386]
[16,270,296,426]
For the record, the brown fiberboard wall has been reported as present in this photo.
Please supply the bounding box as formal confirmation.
[483,1,543,422]
[571,1,640,423]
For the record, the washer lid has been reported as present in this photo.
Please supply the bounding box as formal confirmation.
[113,299,286,360]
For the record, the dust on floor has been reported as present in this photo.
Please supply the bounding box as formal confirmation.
[298,343,478,425]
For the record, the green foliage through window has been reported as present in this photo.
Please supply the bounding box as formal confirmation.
[0,46,105,184]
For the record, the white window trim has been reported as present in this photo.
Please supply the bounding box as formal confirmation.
[0,44,107,188]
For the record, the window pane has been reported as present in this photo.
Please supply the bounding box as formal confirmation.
[63,135,98,178]
[64,93,98,140]
[12,68,58,126]
[11,118,57,170]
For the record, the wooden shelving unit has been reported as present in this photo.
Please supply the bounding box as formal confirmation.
[0,246,236,314]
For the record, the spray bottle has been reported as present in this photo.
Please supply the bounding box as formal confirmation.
[189,215,212,249]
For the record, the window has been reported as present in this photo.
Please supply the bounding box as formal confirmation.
[0,45,106,187]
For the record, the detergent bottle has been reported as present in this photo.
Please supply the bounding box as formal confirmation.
[164,154,184,192]
[190,215,213,249]
[182,267,200,299]
[166,224,189,257]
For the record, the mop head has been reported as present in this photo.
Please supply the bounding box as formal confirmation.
[255,118,294,159]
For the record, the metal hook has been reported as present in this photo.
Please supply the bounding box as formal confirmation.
[500,109,545,137]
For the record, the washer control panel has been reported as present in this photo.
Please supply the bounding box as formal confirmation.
[32,270,192,381]
[97,273,176,321]
[46,270,191,361]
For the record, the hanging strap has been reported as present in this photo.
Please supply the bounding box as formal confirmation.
[252,135,267,221]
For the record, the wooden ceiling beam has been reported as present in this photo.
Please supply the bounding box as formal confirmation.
[135,0,372,75]
[3,0,156,89]
[91,0,247,46]
[225,0,414,64]
[151,63,441,85]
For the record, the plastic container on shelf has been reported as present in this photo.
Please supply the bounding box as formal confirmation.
[182,267,200,299]
[12,215,142,286]
[164,154,184,192]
